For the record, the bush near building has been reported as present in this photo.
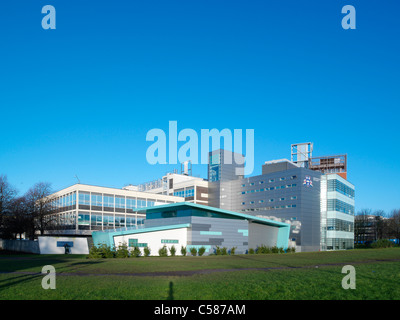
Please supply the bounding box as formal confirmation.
[88,244,296,259]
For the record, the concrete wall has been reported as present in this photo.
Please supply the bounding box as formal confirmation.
[0,239,40,254]
[248,222,279,249]
[38,236,89,254]
[113,227,189,256]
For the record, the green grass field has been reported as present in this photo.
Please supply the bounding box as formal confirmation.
[0,248,399,300]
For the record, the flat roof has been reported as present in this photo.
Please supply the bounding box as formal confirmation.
[138,202,290,228]
[47,183,185,201]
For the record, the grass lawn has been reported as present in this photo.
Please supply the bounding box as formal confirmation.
[0,248,399,300]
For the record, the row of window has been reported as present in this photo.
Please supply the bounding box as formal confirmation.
[51,192,77,208]
[51,192,177,212]
[161,239,179,244]
[327,199,355,215]
[241,176,297,187]
[77,192,156,209]
[173,188,194,198]
[241,196,297,205]
[326,238,354,250]
[46,210,146,231]
[128,239,148,247]
[240,184,297,195]
[127,239,180,247]
[241,204,297,212]
[327,218,354,232]
[78,212,144,225]
[327,179,355,199]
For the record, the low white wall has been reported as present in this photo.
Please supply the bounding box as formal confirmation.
[38,236,89,254]
[114,228,188,256]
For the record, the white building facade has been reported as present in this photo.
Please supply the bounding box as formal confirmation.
[320,174,355,250]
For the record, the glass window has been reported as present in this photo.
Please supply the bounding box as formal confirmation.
[147,200,155,207]
[126,197,136,210]
[78,212,90,225]
[137,198,146,208]
[115,196,125,209]
[91,193,102,207]
[78,192,90,205]
[161,239,179,244]
[103,195,114,208]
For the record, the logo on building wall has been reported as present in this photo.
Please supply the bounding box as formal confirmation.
[303,176,313,187]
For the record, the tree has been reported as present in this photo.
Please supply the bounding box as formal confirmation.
[2,196,31,239]
[387,209,400,242]
[24,182,55,239]
[0,175,17,236]
[372,210,387,241]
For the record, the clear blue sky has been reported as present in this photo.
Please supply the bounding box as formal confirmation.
[0,0,399,214]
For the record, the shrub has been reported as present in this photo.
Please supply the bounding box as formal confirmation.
[198,246,206,256]
[287,246,296,253]
[230,247,237,255]
[143,246,151,257]
[371,239,395,248]
[215,246,222,255]
[248,248,255,254]
[169,245,176,256]
[131,246,141,258]
[158,245,168,257]
[180,246,187,256]
[271,246,279,254]
[88,245,102,259]
[256,245,271,254]
[116,242,129,258]
[221,247,228,255]
[190,247,197,256]
[98,243,115,258]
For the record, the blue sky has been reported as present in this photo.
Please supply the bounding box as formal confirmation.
[0,0,399,214]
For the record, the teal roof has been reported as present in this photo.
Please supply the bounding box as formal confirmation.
[138,202,290,228]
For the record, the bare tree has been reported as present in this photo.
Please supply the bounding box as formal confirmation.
[24,182,55,239]
[372,209,387,241]
[387,209,400,242]
[2,196,31,239]
[0,175,17,236]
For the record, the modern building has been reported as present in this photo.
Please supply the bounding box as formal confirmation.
[208,143,355,252]
[209,157,322,252]
[92,202,290,255]
[43,142,355,253]
[45,183,184,236]
[136,168,209,206]
[320,174,355,250]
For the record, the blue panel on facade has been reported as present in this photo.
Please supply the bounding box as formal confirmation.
[200,231,222,236]
[57,241,74,247]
